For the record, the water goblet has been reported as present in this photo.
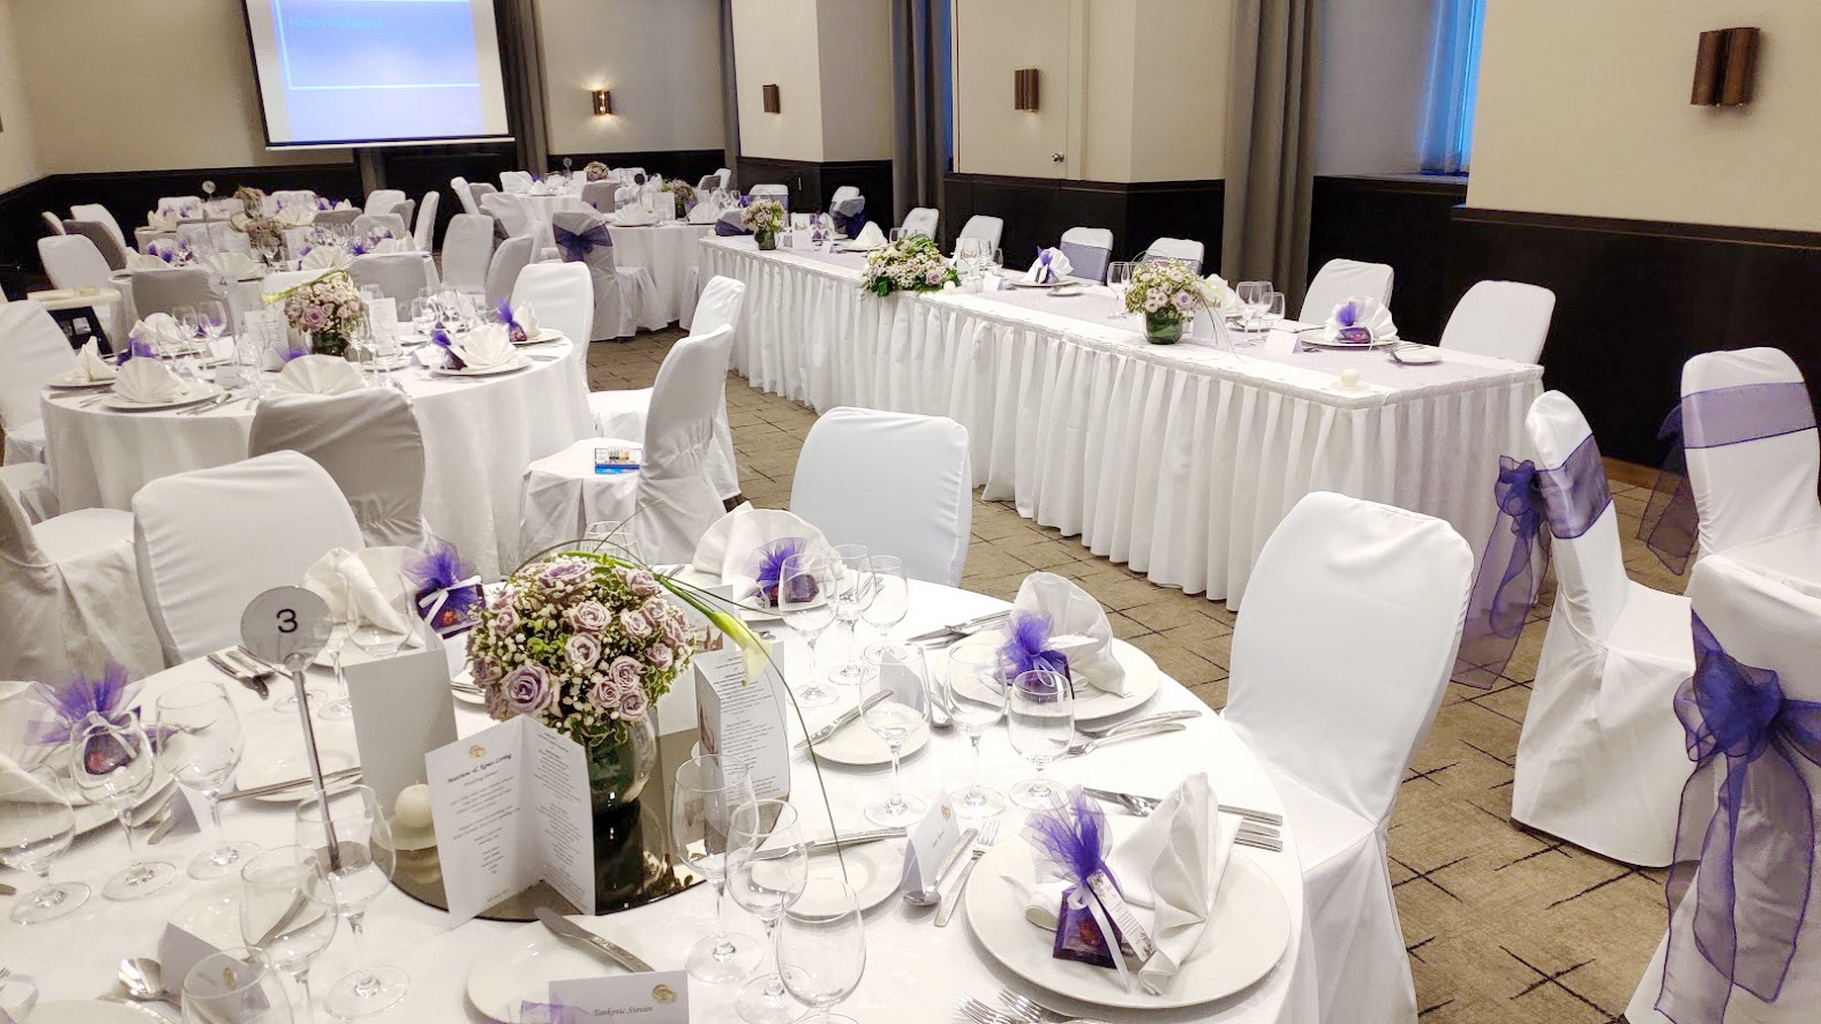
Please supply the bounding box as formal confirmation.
[779,878,866,1024]
[1107,261,1135,316]
[1261,290,1286,331]
[858,554,908,645]
[1235,280,1270,332]
[860,642,930,826]
[349,571,418,661]
[295,785,409,1018]
[942,637,1009,818]
[0,765,88,924]
[779,553,837,708]
[241,845,339,1022]
[181,947,294,1024]
[669,756,762,983]
[1006,668,1075,809]
[728,800,808,1024]
[825,545,871,686]
[155,679,260,878]
[69,713,179,900]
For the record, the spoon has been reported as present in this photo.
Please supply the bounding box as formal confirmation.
[903,826,977,907]
[117,957,173,1007]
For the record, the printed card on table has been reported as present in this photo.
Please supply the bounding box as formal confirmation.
[694,643,791,803]
[548,973,691,1023]
[346,638,458,812]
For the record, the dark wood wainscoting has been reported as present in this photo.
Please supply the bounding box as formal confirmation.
[941,173,1222,268]
[546,150,728,189]
[1308,174,1466,343]
[734,157,894,221]
[376,143,517,243]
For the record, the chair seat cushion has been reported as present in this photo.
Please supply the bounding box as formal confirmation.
[1723,523,1821,600]
[36,507,135,562]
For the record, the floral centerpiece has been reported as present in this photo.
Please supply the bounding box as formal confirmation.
[225,185,286,264]
[584,161,610,182]
[661,178,696,219]
[1124,260,1221,345]
[266,268,365,357]
[743,198,786,250]
[861,234,959,297]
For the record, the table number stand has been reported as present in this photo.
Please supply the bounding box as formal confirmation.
[240,585,343,870]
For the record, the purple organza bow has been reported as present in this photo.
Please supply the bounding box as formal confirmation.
[1640,380,1819,574]
[1002,611,1071,681]
[118,330,159,364]
[409,542,483,637]
[1034,247,1058,284]
[430,327,465,370]
[554,223,613,263]
[1024,786,1122,968]
[27,664,138,745]
[748,537,813,608]
[1655,612,1821,1022]
[495,298,528,344]
[831,198,867,239]
[1455,434,1611,688]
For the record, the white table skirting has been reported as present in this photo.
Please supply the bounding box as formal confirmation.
[700,237,1543,605]
[609,223,711,328]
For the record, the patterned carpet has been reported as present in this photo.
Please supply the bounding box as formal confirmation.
[600,327,1677,1023]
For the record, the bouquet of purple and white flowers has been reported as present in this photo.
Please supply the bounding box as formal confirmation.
[661,178,697,218]
[267,269,365,358]
[584,161,610,182]
[861,233,959,297]
[743,198,786,237]
[1123,260,1221,325]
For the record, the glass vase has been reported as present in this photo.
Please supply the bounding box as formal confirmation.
[1144,312,1185,345]
[755,230,777,251]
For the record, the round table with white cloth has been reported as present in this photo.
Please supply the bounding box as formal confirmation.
[607,223,713,328]
[2,580,1314,1024]
[39,339,593,578]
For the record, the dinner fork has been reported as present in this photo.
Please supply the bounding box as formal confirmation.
[934,816,1000,927]
[955,993,1111,1024]
[999,989,1115,1024]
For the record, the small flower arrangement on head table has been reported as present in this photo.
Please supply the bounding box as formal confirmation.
[861,233,960,298]
[743,197,786,249]
[266,268,366,358]
[661,178,697,218]
[1125,259,1221,345]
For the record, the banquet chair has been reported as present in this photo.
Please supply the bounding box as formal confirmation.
[132,266,227,319]
[749,184,789,200]
[588,276,746,501]
[1509,391,1693,866]
[63,220,129,271]
[451,176,480,216]
[791,407,972,586]
[1,462,56,524]
[0,300,76,467]
[520,324,737,563]
[413,191,440,252]
[479,191,531,239]
[485,235,535,309]
[349,252,438,309]
[828,185,861,207]
[1224,491,1471,1024]
[581,181,618,211]
[390,201,417,239]
[500,171,534,193]
[440,213,497,293]
[70,204,130,253]
[712,168,732,190]
[1300,258,1395,323]
[270,190,317,212]
[353,213,409,243]
[955,215,1003,255]
[511,262,595,369]
[1140,237,1204,273]
[900,207,939,240]
[549,209,661,338]
[1058,227,1114,284]
[364,188,407,216]
[468,181,500,205]
[1,475,163,681]
[40,211,65,235]
[1438,281,1555,363]
[695,174,720,192]
[313,207,361,230]
[132,450,364,665]
[38,235,115,292]
[249,389,432,549]
[155,196,202,219]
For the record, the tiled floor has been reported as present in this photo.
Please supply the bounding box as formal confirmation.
[590,329,1679,1024]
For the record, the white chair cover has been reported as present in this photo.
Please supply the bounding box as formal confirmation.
[1439,281,1554,362]
[0,301,76,466]
[0,483,162,680]
[790,407,972,586]
[38,235,113,291]
[479,191,530,239]
[1514,391,1694,865]
[511,262,595,369]
[155,196,203,219]
[40,211,65,235]
[1300,258,1396,324]
[312,208,361,231]
[580,181,618,211]
[589,277,746,500]
[484,235,535,308]
[520,325,737,563]
[1142,237,1204,272]
[364,188,407,216]
[500,171,535,193]
[132,450,363,665]
[441,214,497,293]
[748,184,789,200]
[901,207,939,239]
[63,220,129,271]
[451,176,480,216]
[0,463,56,524]
[468,181,499,205]
[413,191,440,252]
[353,213,409,243]
[713,168,732,190]
[132,266,227,319]
[349,252,437,308]
[956,215,1003,253]
[1223,490,1472,1024]
[70,204,129,253]
[1683,348,1821,564]
[1058,227,1114,284]
[391,201,417,240]
[550,209,661,339]
[249,389,431,548]
[270,190,318,211]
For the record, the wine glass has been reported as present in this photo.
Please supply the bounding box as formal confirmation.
[1005,668,1075,809]
[349,571,418,660]
[198,299,229,349]
[68,713,179,900]
[155,679,260,878]
[241,845,339,1023]
[1235,281,1269,331]
[0,765,88,924]
[295,785,408,1018]
[728,800,808,1024]
[779,878,866,1024]
[181,947,294,1024]
[317,587,358,721]
[860,642,930,825]
[669,756,762,983]
[1107,262,1135,316]
[859,555,908,646]
[825,545,872,686]
[779,553,837,708]
[1261,290,1286,331]
[942,637,1009,819]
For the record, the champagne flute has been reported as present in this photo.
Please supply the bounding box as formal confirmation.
[295,785,409,1018]
[779,553,837,708]
[858,555,908,646]
[728,800,808,1024]
[1006,668,1074,809]
[0,765,88,924]
[241,845,338,1022]
[860,642,930,825]
[1107,261,1135,317]
[69,713,179,900]
[669,756,762,983]
[181,947,293,1024]
[1235,280,1269,332]
[942,637,1009,819]
[779,878,866,1024]
[155,679,260,878]
[825,545,871,686]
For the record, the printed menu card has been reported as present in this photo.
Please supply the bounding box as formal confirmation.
[694,645,791,802]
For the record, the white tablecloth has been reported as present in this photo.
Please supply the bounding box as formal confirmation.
[6,581,1312,1023]
[608,224,712,328]
[700,237,1543,605]
[39,340,593,578]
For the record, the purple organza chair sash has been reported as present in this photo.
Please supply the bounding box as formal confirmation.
[714,208,752,237]
[1453,433,1611,688]
[1059,241,1111,284]
[1641,381,1819,574]
[553,222,612,264]
[831,197,867,239]
[1655,612,1821,1022]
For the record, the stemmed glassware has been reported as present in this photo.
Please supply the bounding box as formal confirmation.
[241,845,339,1022]
[779,878,866,1024]
[181,947,294,1024]
[318,586,358,720]
[670,755,762,983]
[728,800,808,1024]
[826,545,872,686]
[349,570,417,660]
[860,642,930,826]
[942,638,1009,819]
[69,713,178,900]
[1235,280,1270,333]
[858,555,908,647]
[0,764,87,924]
[1107,262,1135,316]
[1006,668,1075,809]
[197,299,230,354]
[154,679,261,878]
[779,553,838,708]
[295,784,409,1018]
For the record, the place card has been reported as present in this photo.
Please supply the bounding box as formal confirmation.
[548,972,691,1023]
[900,790,960,893]
[346,639,458,812]
[694,644,791,803]
[157,921,220,997]
[1259,328,1303,357]
[425,716,594,923]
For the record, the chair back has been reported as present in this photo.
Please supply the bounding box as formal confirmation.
[364,188,407,216]
[38,235,114,291]
[313,208,361,229]
[829,186,862,206]
[0,302,77,432]
[1224,491,1472,823]
[791,407,972,586]
[441,214,497,293]
[413,192,441,252]
[749,184,789,200]
[451,176,479,216]
[40,211,65,235]
[901,207,939,239]
[581,181,618,211]
[1141,238,1204,273]
[353,213,409,243]
[1440,281,1554,362]
[349,252,437,308]
[132,450,363,664]
[155,196,203,219]
[957,215,1003,253]
[63,220,128,270]
[689,276,747,338]
[636,325,738,562]
[512,262,595,366]
[69,204,127,251]
[1682,347,1821,557]
[485,235,534,307]
[479,191,530,238]
[1526,391,1630,641]
[1301,258,1395,323]
[499,171,534,193]
[1059,227,1114,284]
[131,266,225,318]
[250,389,428,548]
[468,181,499,202]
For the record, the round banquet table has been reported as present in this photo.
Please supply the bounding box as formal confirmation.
[609,223,712,328]
[5,581,1314,1023]
[39,339,593,579]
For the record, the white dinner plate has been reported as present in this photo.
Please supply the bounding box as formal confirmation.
[26,1001,168,1023]
[236,747,359,803]
[432,357,529,377]
[512,328,565,347]
[1388,344,1442,364]
[836,241,882,253]
[1069,641,1162,724]
[44,371,114,390]
[71,778,177,837]
[805,713,930,767]
[1007,279,1074,290]
[965,818,1291,1010]
[1298,332,1399,350]
[803,836,905,912]
[101,382,224,411]
[467,918,652,1023]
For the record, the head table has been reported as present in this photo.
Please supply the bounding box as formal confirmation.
[699,236,1544,606]
[8,581,1313,1022]
[38,338,593,578]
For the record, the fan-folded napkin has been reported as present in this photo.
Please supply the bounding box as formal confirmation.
[687,201,721,224]
[301,547,417,644]
[271,354,366,395]
[75,339,116,383]
[113,357,189,403]
[448,323,518,369]
[145,210,179,232]
[274,207,317,228]
[301,247,351,271]
[1009,572,1128,696]
[1025,248,1072,285]
[127,252,172,272]
[1324,296,1397,343]
[615,207,658,227]
[203,251,262,281]
[849,221,887,249]
[692,502,837,602]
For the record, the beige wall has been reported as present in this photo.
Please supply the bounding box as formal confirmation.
[1313,0,1428,175]
[0,0,39,192]
[816,0,893,162]
[538,0,725,156]
[1469,0,1821,230]
[1127,0,1229,181]
[731,0,826,161]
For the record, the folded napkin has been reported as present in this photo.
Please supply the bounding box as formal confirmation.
[146,210,178,232]
[1105,773,1233,994]
[687,201,722,225]
[301,547,416,644]
[849,221,887,249]
[1025,248,1073,285]
[1004,572,1128,696]
[370,237,412,255]
[203,251,262,281]
[616,207,658,227]
[127,252,172,272]
[692,502,837,604]
[448,323,518,369]
[275,207,317,228]
[1324,296,1398,344]
[113,357,189,404]
[271,354,366,395]
[713,208,751,236]
[300,247,352,271]
[75,338,116,383]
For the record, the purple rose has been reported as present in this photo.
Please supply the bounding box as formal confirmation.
[491,604,521,634]
[566,632,602,670]
[662,615,687,647]
[646,644,674,672]
[619,609,654,638]
[567,601,611,633]
[617,687,650,720]
[607,655,643,690]
[625,570,661,598]
[472,656,503,685]
[502,664,555,716]
[588,676,624,711]
[542,559,589,583]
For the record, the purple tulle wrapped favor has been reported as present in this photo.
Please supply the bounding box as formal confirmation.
[409,542,483,638]
[749,537,814,608]
[1026,787,1120,967]
[495,298,528,344]
[1002,611,1071,682]
[28,664,143,773]
[430,327,465,370]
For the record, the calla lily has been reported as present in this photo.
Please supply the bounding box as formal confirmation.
[702,606,772,682]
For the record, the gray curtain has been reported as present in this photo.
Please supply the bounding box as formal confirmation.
[1221,0,1319,309]
[499,0,550,173]
[719,0,742,186]
[890,0,943,223]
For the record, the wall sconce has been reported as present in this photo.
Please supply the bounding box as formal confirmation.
[1692,27,1758,106]
[591,89,613,116]
[1014,69,1040,112]
[762,84,781,114]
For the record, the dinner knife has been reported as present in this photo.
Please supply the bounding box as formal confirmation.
[220,765,363,802]
[793,691,890,753]
[802,827,905,853]
[904,610,1011,644]
[207,652,269,700]
[534,907,654,973]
